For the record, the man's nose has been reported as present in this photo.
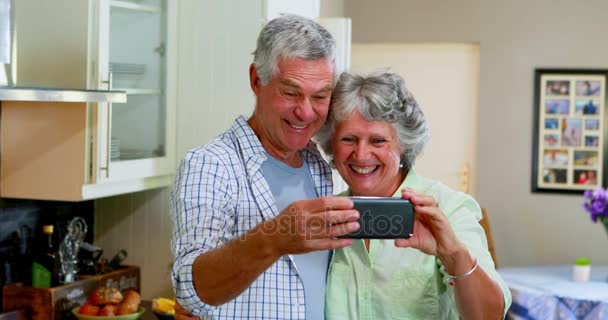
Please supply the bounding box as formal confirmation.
[294,97,315,121]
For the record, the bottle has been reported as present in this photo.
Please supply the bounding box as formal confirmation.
[108,249,128,271]
[31,225,58,288]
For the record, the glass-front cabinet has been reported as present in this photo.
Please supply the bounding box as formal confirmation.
[110,0,167,160]
[7,0,177,201]
[94,0,174,186]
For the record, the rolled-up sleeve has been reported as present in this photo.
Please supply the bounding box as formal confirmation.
[437,191,512,318]
[170,150,235,317]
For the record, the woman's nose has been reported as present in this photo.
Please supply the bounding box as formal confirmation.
[353,143,370,160]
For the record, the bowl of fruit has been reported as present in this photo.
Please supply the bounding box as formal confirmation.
[72,286,144,320]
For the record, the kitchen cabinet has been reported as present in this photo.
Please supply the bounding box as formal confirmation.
[5,0,177,201]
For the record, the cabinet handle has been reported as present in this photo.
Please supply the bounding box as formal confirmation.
[154,43,166,57]
[100,72,113,178]
[105,103,112,178]
[101,71,113,90]
[106,72,113,177]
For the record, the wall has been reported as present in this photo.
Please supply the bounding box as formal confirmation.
[95,189,173,299]
[175,0,261,159]
[346,0,608,265]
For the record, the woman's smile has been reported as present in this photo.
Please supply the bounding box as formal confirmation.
[331,111,404,197]
[349,164,378,175]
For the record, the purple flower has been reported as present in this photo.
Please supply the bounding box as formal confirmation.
[584,190,593,199]
[592,200,605,213]
[582,187,608,223]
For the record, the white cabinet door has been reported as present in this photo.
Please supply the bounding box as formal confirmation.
[93,0,176,188]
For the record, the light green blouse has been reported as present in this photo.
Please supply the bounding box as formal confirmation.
[325,170,511,320]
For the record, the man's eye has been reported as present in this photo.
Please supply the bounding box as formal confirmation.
[341,137,354,143]
[372,138,386,144]
[314,95,329,100]
[283,91,297,96]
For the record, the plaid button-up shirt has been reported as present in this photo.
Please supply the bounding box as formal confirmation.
[171,116,333,319]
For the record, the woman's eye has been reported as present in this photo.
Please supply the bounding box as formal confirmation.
[372,138,387,144]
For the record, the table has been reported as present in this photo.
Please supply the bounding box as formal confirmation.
[499,265,608,320]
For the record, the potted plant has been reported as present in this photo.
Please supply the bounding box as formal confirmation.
[573,257,591,282]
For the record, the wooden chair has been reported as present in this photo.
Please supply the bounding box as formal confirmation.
[479,208,498,267]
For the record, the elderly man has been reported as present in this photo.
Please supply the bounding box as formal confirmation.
[171,15,360,319]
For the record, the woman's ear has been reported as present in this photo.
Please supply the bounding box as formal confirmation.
[399,155,407,169]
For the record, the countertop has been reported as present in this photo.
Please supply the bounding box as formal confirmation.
[0,86,126,103]
[141,300,160,320]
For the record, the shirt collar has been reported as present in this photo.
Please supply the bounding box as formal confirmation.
[231,115,324,161]
[399,168,421,193]
[231,116,267,158]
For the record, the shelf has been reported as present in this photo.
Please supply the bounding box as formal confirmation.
[110,1,162,13]
[114,88,162,95]
[0,86,127,103]
[81,174,173,200]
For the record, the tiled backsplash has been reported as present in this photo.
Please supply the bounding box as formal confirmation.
[0,198,94,307]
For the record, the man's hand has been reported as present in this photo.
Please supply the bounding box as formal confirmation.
[260,196,360,255]
[190,196,360,307]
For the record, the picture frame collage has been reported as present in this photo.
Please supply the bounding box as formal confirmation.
[532,69,608,193]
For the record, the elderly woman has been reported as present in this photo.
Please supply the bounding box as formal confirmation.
[315,71,512,319]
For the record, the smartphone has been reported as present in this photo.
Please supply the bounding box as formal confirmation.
[342,197,415,239]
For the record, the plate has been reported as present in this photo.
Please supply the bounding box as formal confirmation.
[71,306,145,320]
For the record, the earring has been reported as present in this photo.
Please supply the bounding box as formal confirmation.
[399,163,404,168]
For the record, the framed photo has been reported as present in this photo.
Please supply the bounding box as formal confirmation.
[532,69,608,193]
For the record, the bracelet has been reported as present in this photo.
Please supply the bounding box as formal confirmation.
[447,259,478,286]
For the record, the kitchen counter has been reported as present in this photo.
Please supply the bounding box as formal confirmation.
[0,86,126,103]
[141,300,161,320]
[142,300,177,320]
[0,301,161,320]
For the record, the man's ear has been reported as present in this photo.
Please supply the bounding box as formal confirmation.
[249,64,261,96]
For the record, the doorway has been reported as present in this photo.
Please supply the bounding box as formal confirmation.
[344,43,481,195]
